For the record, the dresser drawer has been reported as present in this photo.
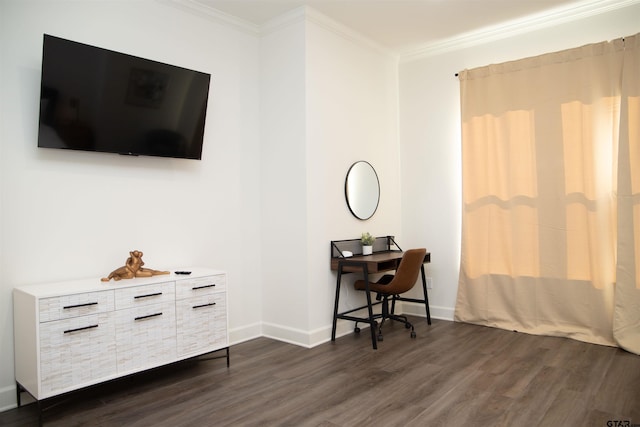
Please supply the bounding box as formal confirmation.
[39,312,117,397]
[114,281,175,310]
[175,275,225,300]
[176,292,227,356]
[39,291,115,323]
[115,301,177,372]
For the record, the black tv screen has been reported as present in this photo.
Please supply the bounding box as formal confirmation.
[38,34,210,160]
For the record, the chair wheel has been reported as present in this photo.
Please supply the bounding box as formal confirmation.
[354,327,360,333]
[410,331,416,338]
[378,334,384,341]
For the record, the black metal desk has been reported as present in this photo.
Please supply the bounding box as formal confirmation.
[330,238,431,349]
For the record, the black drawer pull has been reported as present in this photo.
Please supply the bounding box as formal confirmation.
[135,312,163,321]
[134,292,162,299]
[63,302,98,310]
[193,302,216,309]
[64,324,98,334]
[192,284,216,290]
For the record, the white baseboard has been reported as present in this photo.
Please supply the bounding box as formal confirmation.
[228,321,262,346]
[235,304,455,350]
[402,301,455,321]
[228,314,378,349]
[0,384,17,413]
[260,322,310,347]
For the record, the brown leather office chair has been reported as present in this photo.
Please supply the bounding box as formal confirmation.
[353,248,427,341]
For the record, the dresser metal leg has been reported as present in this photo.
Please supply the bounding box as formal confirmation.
[38,399,43,427]
[15,382,21,407]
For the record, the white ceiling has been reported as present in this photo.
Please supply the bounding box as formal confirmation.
[188,0,622,54]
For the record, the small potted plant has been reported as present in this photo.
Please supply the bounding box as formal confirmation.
[361,232,375,255]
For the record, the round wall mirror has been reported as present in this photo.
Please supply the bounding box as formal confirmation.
[345,161,380,220]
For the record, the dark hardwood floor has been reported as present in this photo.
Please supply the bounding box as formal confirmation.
[2,317,639,426]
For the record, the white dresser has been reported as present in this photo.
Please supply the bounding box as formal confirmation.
[13,268,228,401]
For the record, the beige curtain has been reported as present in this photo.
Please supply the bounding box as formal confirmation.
[455,34,640,352]
[614,34,640,354]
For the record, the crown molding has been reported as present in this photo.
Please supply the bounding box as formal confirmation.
[260,6,396,58]
[161,1,396,59]
[159,0,635,63]
[400,0,640,63]
[258,5,307,36]
[157,0,261,36]
[302,7,397,59]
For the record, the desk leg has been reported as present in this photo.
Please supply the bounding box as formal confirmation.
[331,265,343,341]
[420,265,431,324]
[363,265,378,350]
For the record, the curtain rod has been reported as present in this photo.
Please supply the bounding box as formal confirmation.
[453,36,629,78]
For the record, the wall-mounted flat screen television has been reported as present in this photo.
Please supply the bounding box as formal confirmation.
[38,34,211,160]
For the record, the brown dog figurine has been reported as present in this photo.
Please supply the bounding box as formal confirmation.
[101,250,169,282]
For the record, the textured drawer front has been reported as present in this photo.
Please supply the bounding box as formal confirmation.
[115,301,177,372]
[175,275,225,300]
[176,292,227,356]
[39,291,115,323]
[114,281,175,310]
[40,312,117,397]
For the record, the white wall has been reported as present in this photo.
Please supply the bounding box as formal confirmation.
[259,9,402,345]
[399,2,640,321]
[0,0,262,410]
[305,12,401,341]
[260,14,309,342]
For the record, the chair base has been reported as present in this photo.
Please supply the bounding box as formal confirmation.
[377,313,416,341]
[354,310,416,341]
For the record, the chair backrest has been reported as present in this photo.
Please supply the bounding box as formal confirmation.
[385,248,427,295]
